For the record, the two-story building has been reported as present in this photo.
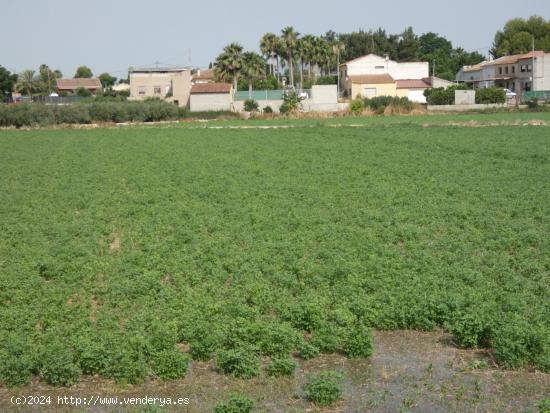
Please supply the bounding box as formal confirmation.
[456,51,549,94]
[128,66,192,107]
[339,54,433,102]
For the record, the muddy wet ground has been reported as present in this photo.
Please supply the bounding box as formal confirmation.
[1,331,548,412]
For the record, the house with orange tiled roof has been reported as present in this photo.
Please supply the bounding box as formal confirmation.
[339,54,436,102]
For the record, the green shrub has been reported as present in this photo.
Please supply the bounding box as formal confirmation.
[0,336,34,386]
[526,98,540,110]
[267,357,295,377]
[304,371,343,406]
[297,341,320,360]
[214,394,254,413]
[39,341,81,386]
[343,325,373,358]
[492,318,550,372]
[311,324,343,353]
[475,87,506,104]
[150,349,190,380]
[76,87,92,97]
[315,75,337,85]
[217,348,259,379]
[362,96,413,114]
[279,92,303,115]
[258,322,299,357]
[54,104,91,124]
[450,313,491,348]
[243,99,259,112]
[76,337,109,375]
[537,399,550,413]
[349,99,365,114]
[424,85,467,105]
[262,105,273,114]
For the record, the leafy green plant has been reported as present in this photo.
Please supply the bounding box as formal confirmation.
[475,87,506,104]
[297,341,320,360]
[214,394,254,413]
[262,105,273,114]
[279,91,303,115]
[349,99,365,114]
[267,357,296,377]
[217,348,259,379]
[39,341,81,386]
[304,371,343,406]
[243,99,259,112]
[537,399,550,413]
[343,325,374,358]
[150,349,190,380]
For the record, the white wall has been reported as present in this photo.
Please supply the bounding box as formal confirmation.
[311,85,337,103]
[345,55,429,80]
[190,93,231,112]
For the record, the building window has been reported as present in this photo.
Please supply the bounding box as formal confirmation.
[512,66,515,74]
[505,67,509,75]
[524,82,532,92]
[527,64,532,72]
[375,65,385,69]
[138,86,146,95]
[362,87,377,97]
[154,86,162,95]
[499,67,503,75]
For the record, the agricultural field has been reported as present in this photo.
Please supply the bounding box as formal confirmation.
[0,113,549,412]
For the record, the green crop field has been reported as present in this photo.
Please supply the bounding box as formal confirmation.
[0,116,549,409]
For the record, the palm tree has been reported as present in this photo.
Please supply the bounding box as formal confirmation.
[242,52,266,97]
[17,70,37,97]
[281,26,299,88]
[213,43,244,91]
[296,38,307,89]
[332,41,345,93]
[301,35,316,78]
[260,33,278,76]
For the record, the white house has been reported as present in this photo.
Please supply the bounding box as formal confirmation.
[340,54,430,100]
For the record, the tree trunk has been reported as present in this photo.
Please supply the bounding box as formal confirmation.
[249,81,252,98]
[289,51,294,88]
[300,60,304,89]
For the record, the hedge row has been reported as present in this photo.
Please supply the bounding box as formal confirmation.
[0,102,238,127]
[425,86,506,105]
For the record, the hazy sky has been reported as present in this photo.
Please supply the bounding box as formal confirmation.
[2,0,549,78]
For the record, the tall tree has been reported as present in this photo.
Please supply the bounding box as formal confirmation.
[74,65,93,78]
[38,64,62,95]
[242,52,266,96]
[0,66,18,100]
[397,27,420,61]
[213,43,244,91]
[281,26,298,87]
[16,70,38,97]
[260,33,279,76]
[491,16,550,57]
[98,72,117,89]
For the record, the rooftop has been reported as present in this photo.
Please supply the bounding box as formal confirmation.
[56,78,102,90]
[348,74,395,84]
[191,83,232,94]
[129,66,190,73]
[396,79,431,89]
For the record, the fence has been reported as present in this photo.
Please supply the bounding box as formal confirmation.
[234,90,284,101]
[31,96,85,105]
[522,91,550,102]
[233,89,313,101]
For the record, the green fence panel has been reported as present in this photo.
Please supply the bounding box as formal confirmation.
[522,91,550,101]
[234,90,284,101]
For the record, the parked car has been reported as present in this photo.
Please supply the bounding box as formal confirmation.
[504,88,517,97]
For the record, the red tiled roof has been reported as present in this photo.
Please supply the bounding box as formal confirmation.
[192,69,215,81]
[190,83,231,94]
[348,74,395,84]
[396,79,431,89]
[56,78,102,90]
